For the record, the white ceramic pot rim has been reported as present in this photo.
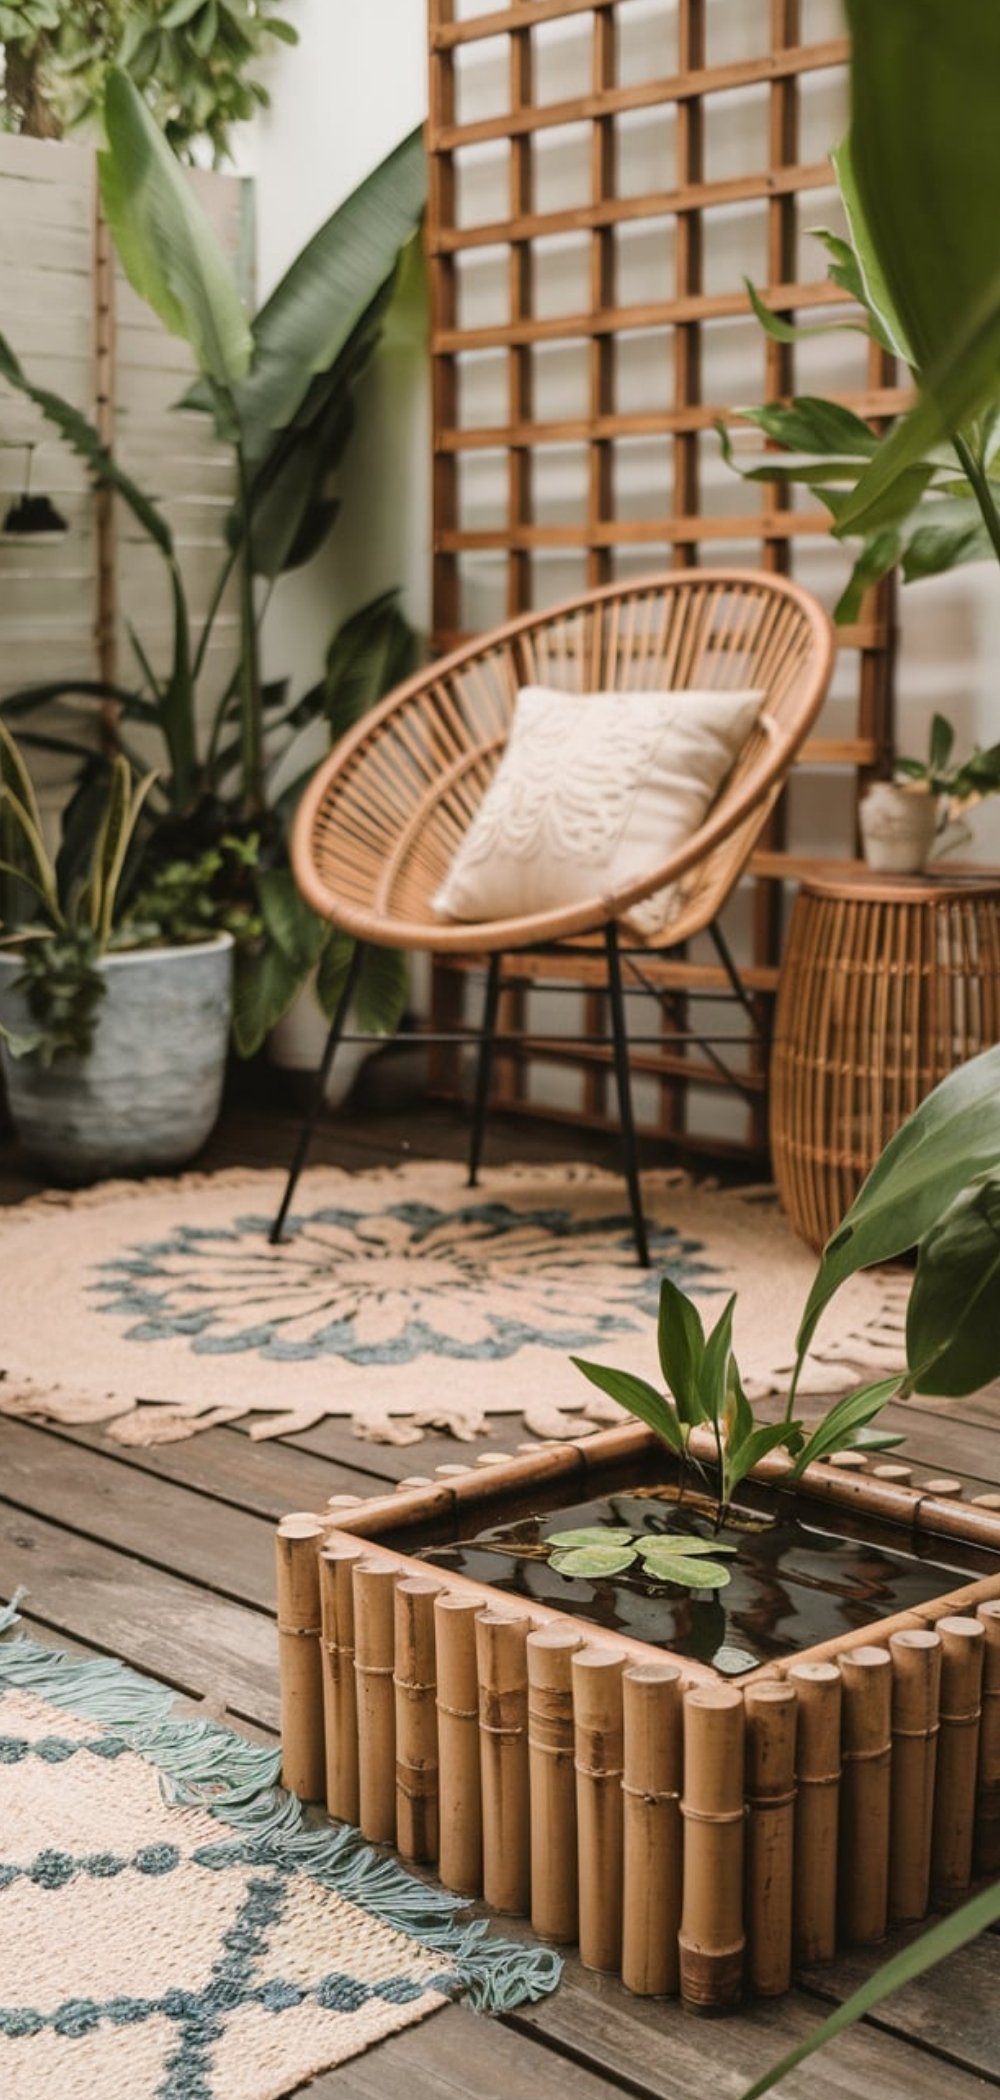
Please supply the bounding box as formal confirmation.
[0,931,234,973]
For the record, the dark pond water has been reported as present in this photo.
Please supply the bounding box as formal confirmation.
[416,1481,998,1676]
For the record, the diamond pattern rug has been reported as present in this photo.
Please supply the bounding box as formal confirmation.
[0,1615,559,2100]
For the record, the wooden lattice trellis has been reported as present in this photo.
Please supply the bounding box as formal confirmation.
[424,0,903,1160]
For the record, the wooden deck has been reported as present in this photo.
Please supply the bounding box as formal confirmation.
[2,1070,999,2099]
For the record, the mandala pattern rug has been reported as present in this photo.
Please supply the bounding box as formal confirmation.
[0,1613,558,2100]
[0,1161,907,1448]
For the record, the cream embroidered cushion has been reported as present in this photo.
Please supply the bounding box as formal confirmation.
[432,683,764,938]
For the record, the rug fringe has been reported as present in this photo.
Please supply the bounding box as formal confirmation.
[0,1629,561,2014]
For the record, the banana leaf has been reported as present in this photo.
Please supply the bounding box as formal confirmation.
[793,1046,1000,1386]
[740,1875,1000,2097]
[837,0,1000,537]
[236,126,427,465]
[99,67,253,396]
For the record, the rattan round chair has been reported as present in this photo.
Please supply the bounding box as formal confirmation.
[273,568,834,1259]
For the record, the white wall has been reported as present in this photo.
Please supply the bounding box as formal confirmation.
[236,0,431,700]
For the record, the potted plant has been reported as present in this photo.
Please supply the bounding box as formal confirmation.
[0,721,248,1181]
[857,710,1000,870]
[0,68,426,1063]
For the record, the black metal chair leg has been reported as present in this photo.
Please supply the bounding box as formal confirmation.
[269,940,367,1244]
[605,921,650,1267]
[468,952,503,1187]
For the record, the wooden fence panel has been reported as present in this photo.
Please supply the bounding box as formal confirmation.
[0,137,248,813]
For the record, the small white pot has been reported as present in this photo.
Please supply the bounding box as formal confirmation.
[858,782,939,873]
[267,975,373,1107]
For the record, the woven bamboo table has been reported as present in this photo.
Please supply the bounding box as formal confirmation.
[769,865,1000,1249]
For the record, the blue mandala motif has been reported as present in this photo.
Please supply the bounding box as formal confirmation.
[88,1196,722,1367]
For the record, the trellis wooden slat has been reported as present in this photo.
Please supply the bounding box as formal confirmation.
[426,0,897,1155]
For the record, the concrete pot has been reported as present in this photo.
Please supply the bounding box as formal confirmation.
[0,935,233,1183]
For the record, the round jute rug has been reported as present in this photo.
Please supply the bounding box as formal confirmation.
[0,1161,908,1447]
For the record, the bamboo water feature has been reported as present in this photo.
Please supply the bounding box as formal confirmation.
[275,1424,1000,2012]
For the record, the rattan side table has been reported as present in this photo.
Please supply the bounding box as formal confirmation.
[769,866,1000,1249]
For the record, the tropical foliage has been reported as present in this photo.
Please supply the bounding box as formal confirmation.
[0,719,251,1060]
[740,11,1000,2079]
[0,0,297,164]
[721,114,1000,624]
[0,70,427,1053]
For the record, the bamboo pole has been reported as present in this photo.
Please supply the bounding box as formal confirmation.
[678,1685,746,2012]
[353,1555,400,1845]
[888,1628,941,1926]
[787,1660,841,1965]
[394,1574,442,1863]
[745,1681,797,1998]
[527,1626,582,1945]
[275,1514,326,1802]
[838,1645,892,1946]
[621,1662,684,1997]
[319,1538,366,1824]
[931,1614,985,1909]
[435,1591,484,1895]
[477,1608,531,1914]
[573,1646,626,1975]
[975,1599,1000,1876]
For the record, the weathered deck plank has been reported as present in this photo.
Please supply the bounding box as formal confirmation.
[2,1094,999,2100]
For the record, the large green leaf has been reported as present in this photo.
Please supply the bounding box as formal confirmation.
[793,1046,1000,1378]
[353,943,409,1037]
[701,1294,737,1427]
[837,0,1000,530]
[847,0,1000,388]
[655,1273,707,1427]
[570,1359,686,1454]
[98,68,253,393]
[740,1875,1000,2098]
[829,135,912,365]
[254,867,327,970]
[790,1377,905,1475]
[239,293,388,577]
[322,589,421,743]
[237,126,427,462]
[230,936,304,1057]
[905,1176,1000,1395]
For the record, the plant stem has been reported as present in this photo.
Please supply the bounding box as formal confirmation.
[952,430,1000,568]
[233,439,264,820]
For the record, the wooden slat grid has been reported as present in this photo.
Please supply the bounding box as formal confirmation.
[425,0,899,1156]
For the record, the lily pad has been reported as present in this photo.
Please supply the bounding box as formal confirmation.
[548,1544,639,1578]
[650,1536,738,1557]
[639,1545,732,1588]
[545,1527,636,1549]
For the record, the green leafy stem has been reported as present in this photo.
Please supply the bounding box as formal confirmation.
[572,1272,903,1528]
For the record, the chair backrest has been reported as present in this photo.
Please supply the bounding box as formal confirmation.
[293,568,834,953]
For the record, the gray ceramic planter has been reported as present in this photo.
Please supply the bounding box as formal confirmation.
[0,935,233,1182]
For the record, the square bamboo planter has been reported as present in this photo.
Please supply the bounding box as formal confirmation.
[275,1425,1000,2011]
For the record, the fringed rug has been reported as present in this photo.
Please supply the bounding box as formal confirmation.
[0,1605,559,2100]
[0,1160,908,1448]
